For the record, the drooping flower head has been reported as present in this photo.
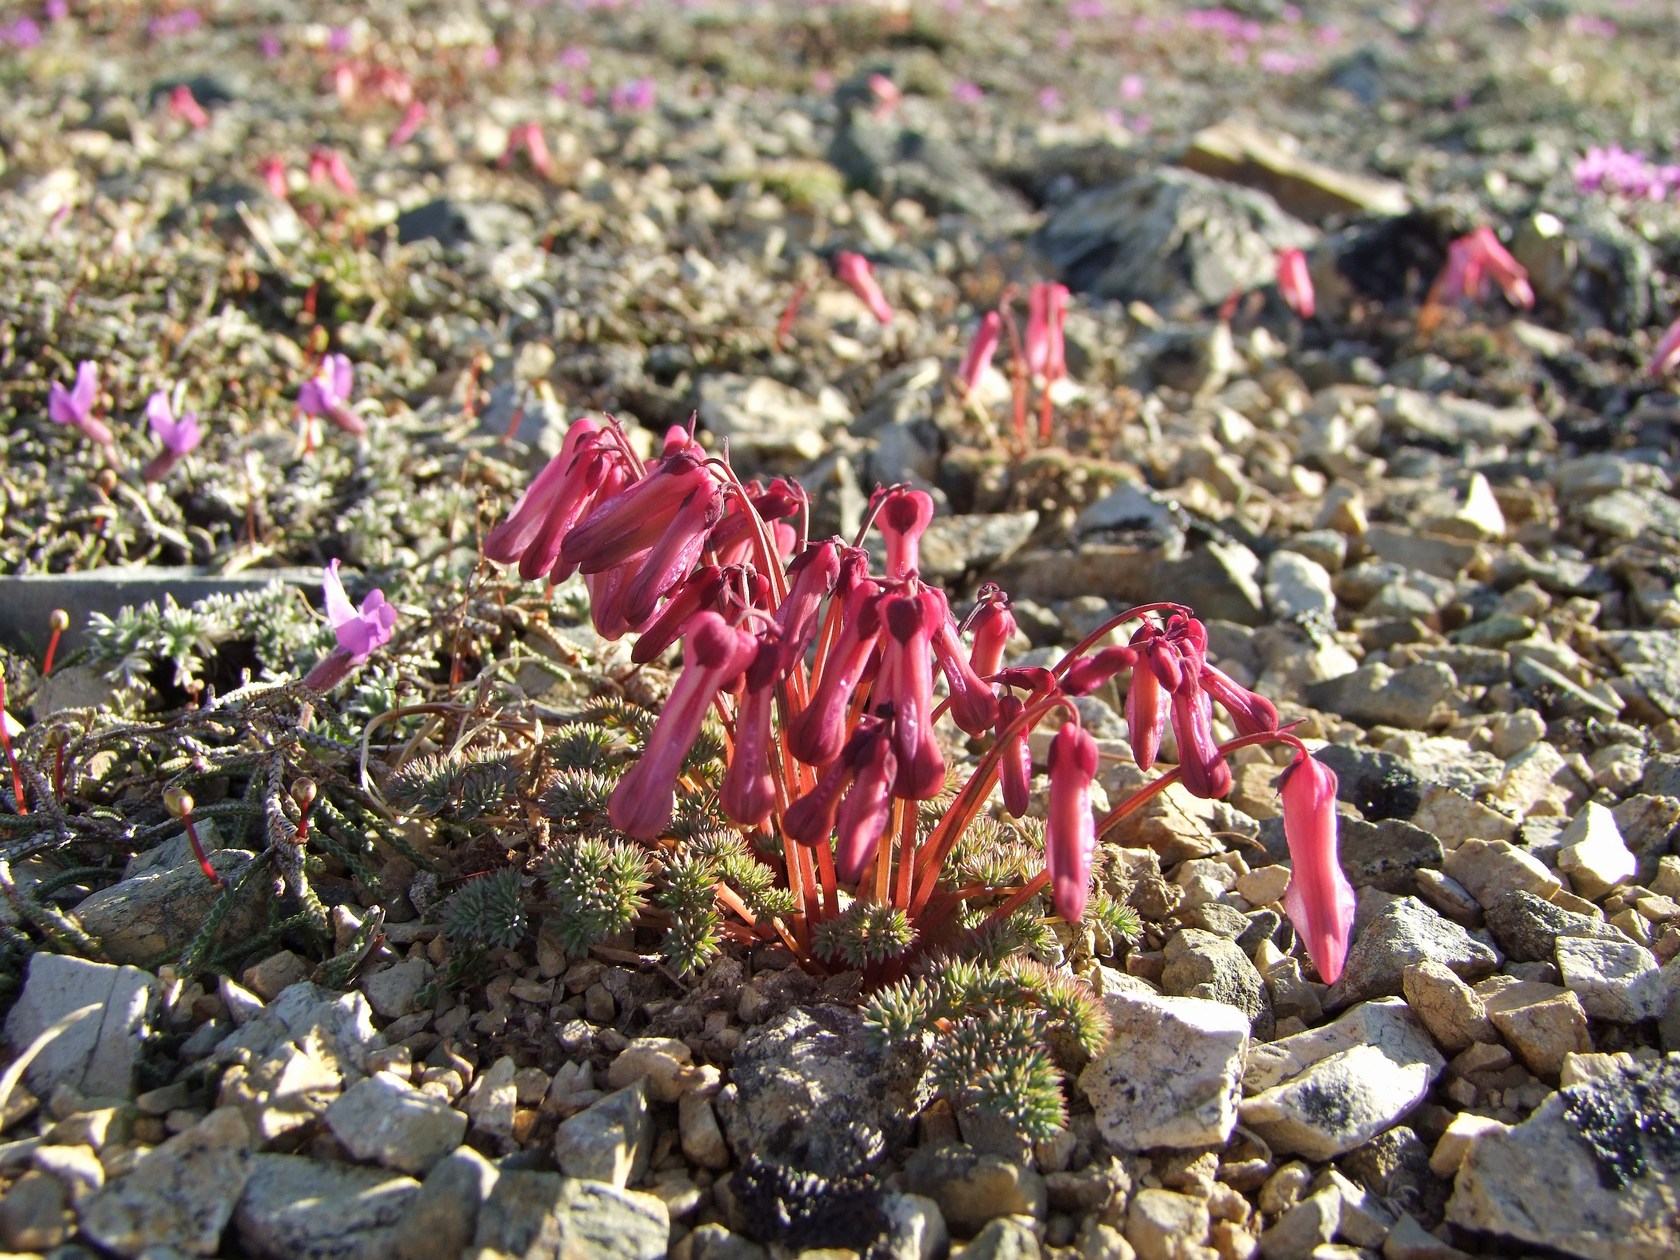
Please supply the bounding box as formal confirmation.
[48,360,112,445]
[1430,226,1534,314]
[956,311,1002,398]
[1046,722,1099,922]
[1277,749,1355,983]
[168,84,210,129]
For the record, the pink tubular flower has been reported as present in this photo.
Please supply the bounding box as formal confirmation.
[389,99,427,149]
[1123,623,1172,771]
[1275,247,1315,319]
[298,354,364,435]
[788,579,884,767]
[500,122,555,180]
[609,612,756,839]
[875,591,945,801]
[1046,723,1099,922]
[1169,685,1232,800]
[142,390,202,482]
[620,475,724,627]
[1648,315,1680,378]
[968,593,1016,679]
[995,694,1033,818]
[303,560,398,690]
[1062,645,1139,696]
[1024,282,1069,378]
[834,724,897,881]
[561,450,714,577]
[876,487,934,582]
[834,252,893,325]
[868,73,901,120]
[1277,749,1356,983]
[308,146,357,196]
[719,640,781,827]
[928,590,1001,737]
[632,564,727,665]
[168,84,210,129]
[258,156,290,199]
[483,418,605,569]
[1430,226,1533,313]
[48,360,112,445]
[773,541,843,674]
[956,311,1001,398]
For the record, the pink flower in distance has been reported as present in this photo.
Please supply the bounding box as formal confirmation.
[956,311,1001,397]
[308,146,357,196]
[142,390,201,481]
[1278,749,1356,983]
[48,360,112,445]
[298,354,364,435]
[168,84,210,129]
[834,252,893,325]
[1650,315,1680,378]
[1275,247,1315,319]
[1431,226,1533,313]
[1024,282,1069,379]
[258,157,289,199]
[389,100,427,149]
[1046,723,1099,922]
[868,73,901,120]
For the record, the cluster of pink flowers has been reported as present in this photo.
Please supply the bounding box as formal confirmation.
[1573,146,1680,202]
[954,280,1068,445]
[484,418,1356,982]
[1425,226,1534,317]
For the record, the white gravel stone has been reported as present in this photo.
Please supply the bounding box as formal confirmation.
[552,1081,652,1188]
[4,954,155,1100]
[324,1072,468,1175]
[1553,935,1668,1022]
[1427,1112,1507,1178]
[1240,1000,1444,1161]
[1555,802,1637,900]
[1080,991,1249,1151]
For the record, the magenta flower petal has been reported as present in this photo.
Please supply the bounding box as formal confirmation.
[1046,723,1099,922]
[1278,749,1356,983]
[322,560,396,664]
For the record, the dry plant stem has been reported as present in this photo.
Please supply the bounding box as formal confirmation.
[775,280,808,349]
[1037,374,1056,445]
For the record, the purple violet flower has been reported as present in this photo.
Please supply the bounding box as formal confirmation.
[48,361,112,445]
[298,354,365,435]
[302,560,397,690]
[142,390,202,481]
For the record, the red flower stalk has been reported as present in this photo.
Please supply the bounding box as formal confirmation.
[1275,247,1315,319]
[719,640,781,827]
[835,251,894,324]
[875,591,946,801]
[956,311,1002,398]
[789,579,884,767]
[1046,723,1098,921]
[876,487,934,582]
[0,677,26,815]
[608,612,756,839]
[1278,748,1355,982]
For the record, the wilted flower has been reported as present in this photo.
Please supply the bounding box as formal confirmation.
[298,354,364,435]
[1278,749,1356,983]
[48,360,112,445]
[302,560,397,690]
[834,252,893,325]
[1275,247,1315,319]
[142,390,202,482]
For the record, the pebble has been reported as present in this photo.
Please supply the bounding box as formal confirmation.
[463,1054,518,1148]
[902,1144,1047,1237]
[1080,990,1249,1151]
[1161,929,1268,1029]
[607,1036,694,1103]
[960,1215,1044,1260]
[0,1168,67,1251]
[1484,989,1592,1081]
[77,1107,253,1258]
[1555,802,1637,900]
[679,1092,730,1170]
[1125,1188,1212,1260]
[1326,897,1499,1006]
[1257,1187,1339,1260]
[1241,1000,1445,1160]
[232,1152,420,1260]
[384,1145,496,1260]
[360,958,434,1020]
[1552,935,1668,1022]
[471,1169,669,1260]
[552,1080,652,1188]
[4,954,156,1100]
[1400,961,1495,1053]
[72,848,263,964]
[1425,1112,1506,1178]
[324,1072,467,1175]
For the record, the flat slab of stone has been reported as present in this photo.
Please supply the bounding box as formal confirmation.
[1182,119,1411,221]
[324,1073,467,1175]
[1447,1053,1680,1260]
[1080,991,1249,1151]
[232,1154,420,1260]
[5,953,156,1099]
